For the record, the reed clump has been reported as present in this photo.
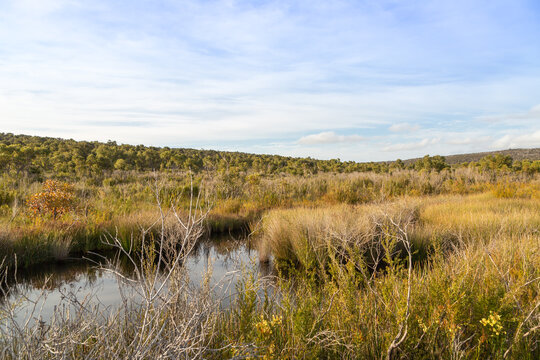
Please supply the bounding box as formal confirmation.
[259,193,540,271]
[259,199,421,268]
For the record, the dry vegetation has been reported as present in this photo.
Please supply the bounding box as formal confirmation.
[0,181,537,358]
[229,191,540,359]
[0,161,539,358]
[1,168,537,268]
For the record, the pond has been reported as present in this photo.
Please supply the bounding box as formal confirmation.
[2,235,273,325]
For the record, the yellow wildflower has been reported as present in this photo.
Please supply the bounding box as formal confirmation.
[480,311,505,337]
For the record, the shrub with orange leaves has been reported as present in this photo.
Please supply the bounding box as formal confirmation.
[27,180,75,219]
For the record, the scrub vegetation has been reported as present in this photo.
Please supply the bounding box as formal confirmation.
[0,133,539,359]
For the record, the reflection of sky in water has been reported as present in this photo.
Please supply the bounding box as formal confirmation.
[12,270,125,324]
[6,238,271,324]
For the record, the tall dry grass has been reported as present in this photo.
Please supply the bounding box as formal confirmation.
[1,169,538,269]
[216,193,540,359]
[0,190,538,358]
[259,199,421,268]
[259,193,540,269]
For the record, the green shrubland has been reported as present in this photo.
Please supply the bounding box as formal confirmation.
[0,165,539,269]
[0,134,538,358]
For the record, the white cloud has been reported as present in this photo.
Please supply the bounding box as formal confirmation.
[298,131,364,145]
[492,131,540,149]
[383,138,438,152]
[477,104,540,124]
[389,123,420,132]
[445,136,491,145]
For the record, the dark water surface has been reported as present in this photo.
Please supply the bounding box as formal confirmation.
[4,236,272,324]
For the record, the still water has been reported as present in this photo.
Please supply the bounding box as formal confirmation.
[4,236,272,324]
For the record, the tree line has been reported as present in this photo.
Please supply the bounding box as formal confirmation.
[1,133,539,179]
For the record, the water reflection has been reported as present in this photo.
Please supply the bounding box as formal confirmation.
[3,235,273,323]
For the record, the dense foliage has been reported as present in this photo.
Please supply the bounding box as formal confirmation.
[27,179,75,219]
[0,133,382,176]
[2,133,539,179]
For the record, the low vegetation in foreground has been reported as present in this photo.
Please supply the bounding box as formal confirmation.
[0,134,538,358]
[0,190,538,359]
[251,193,540,358]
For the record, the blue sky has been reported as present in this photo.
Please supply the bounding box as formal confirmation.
[0,0,539,161]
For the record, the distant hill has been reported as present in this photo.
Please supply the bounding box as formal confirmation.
[400,148,540,165]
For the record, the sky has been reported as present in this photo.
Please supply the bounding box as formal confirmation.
[0,0,539,162]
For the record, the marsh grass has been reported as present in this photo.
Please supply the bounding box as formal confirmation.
[0,180,223,359]
[0,214,159,268]
[1,149,539,357]
[418,193,540,245]
[259,193,540,270]
[220,194,540,359]
[0,191,538,358]
[1,169,538,269]
[205,233,539,359]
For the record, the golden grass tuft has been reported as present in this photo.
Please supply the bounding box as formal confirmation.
[259,192,540,268]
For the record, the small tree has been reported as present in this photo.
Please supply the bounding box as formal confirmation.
[27,180,75,219]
